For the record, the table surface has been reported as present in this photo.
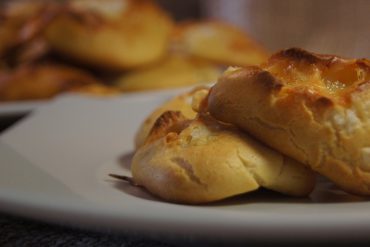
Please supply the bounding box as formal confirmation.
[2,213,370,247]
[0,213,181,247]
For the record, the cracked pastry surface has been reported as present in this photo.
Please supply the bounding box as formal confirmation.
[131,91,314,204]
[207,48,370,196]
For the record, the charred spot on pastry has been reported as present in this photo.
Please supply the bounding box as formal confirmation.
[150,111,184,133]
[277,48,320,64]
[256,70,283,91]
[146,110,189,144]
[314,96,334,108]
[357,59,370,71]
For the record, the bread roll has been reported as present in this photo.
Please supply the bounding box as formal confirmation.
[131,109,315,204]
[45,0,173,70]
[173,21,268,67]
[0,1,57,63]
[0,1,46,55]
[116,55,220,92]
[207,48,370,196]
[0,64,100,101]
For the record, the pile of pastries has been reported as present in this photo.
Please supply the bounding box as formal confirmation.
[0,0,268,102]
[130,48,370,204]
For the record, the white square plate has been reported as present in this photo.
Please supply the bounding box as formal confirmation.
[0,87,370,241]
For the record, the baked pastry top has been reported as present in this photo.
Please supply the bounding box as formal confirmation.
[207,48,370,195]
[264,48,370,106]
[131,87,315,204]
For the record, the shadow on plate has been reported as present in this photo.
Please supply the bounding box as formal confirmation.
[308,176,368,203]
[108,152,369,206]
[117,151,133,171]
[106,151,159,202]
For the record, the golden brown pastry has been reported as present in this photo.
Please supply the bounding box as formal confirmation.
[115,54,219,92]
[207,48,370,196]
[131,108,315,204]
[0,64,101,101]
[45,0,173,70]
[134,87,207,148]
[173,21,268,67]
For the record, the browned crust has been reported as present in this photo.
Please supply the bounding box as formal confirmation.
[272,48,323,64]
[264,48,370,107]
[256,70,284,91]
[272,47,370,69]
[208,48,370,196]
[145,111,189,145]
[134,87,208,149]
